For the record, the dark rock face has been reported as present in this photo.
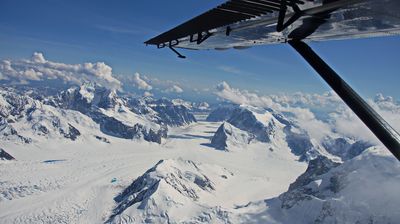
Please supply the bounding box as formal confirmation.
[130,98,197,126]
[0,148,15,160]
[92,113,167,144]
[62,124,81,141]
[211,124,229,150]
[129,98,197,126]
[111,172,160,219]
[288,156,340,191]
[280,156,341,209]
[55,85,169,143]
[273,112,321,161]
[284,126,320,162]
[206,106,237,122]
[0,117,32,143]
[94,135,110,143]
[126,98,154,116]
[210,122,253,151]
[322,137,372,161]
[151,103,197,126]
[227,108,272,142]
[108,159,225,223]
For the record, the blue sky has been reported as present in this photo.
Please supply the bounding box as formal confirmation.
[1,0,400,102]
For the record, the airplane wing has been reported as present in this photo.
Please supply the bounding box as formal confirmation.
[144,0,400,160]
[145,0,400,50]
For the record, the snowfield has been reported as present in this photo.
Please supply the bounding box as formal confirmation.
[0,120,307,224]
[1,86,400,223]
[236,147,400,224]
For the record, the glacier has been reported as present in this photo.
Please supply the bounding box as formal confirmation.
[0,85,399,224]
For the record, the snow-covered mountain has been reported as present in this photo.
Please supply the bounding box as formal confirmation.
[146,98,197,126]
[1,86,399,224]
[0,84,198,144]
[321,136,372,161]
[0,87,93,143]
[207,105,372,162]
[238,147,400,224]
[206,104,237,122]
[211,122,253,151]
[207,105,326,161]
[53,83,168,143]
[107,158,234,224]
[126,97,197,127]
[171,99,210,112]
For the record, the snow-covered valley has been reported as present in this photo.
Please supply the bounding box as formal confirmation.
[0,119,307,223]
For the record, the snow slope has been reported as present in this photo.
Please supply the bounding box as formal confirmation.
[1,92,399,224]
[0,120,306,223]
[107,158,234,224]
[237,147,400,224]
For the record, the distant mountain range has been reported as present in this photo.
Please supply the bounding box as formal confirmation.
[207,104,371,162]
[0,83,197,145]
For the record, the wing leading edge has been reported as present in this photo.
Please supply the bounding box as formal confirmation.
[145,0,400,50]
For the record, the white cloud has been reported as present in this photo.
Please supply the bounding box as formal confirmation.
[320,94,400,144]
[132,72,152,90]
[0,52,121,89]
[216,81,276,108]
[23,68,42,80]
[165,85,183,93]
[270,91,343,108]
[32,52,46,63]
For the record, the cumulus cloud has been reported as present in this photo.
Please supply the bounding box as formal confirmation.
[0,52,121,89]
[216,81,277,108]
[322,94,400,144]
[214,81,400,144]
[131,72,152,90]
[165,85,184,93]
[32,52,46,63]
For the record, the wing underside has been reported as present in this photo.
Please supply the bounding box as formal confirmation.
[145,0,400,50]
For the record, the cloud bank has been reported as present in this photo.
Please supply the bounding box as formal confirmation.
[0,52,121,90]
[165,85,184,94]
[131,73,152,91]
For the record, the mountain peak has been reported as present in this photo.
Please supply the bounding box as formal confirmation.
[211,122,253,151]
[108,158,233,223]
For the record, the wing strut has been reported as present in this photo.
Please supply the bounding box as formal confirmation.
[289,40,400,161]
[169,47,186,59]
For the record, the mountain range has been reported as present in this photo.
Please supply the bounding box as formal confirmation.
[0,84,399,224]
